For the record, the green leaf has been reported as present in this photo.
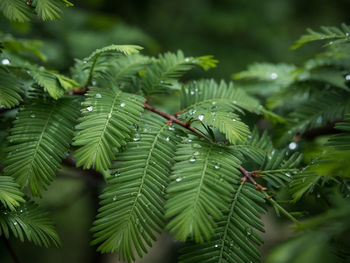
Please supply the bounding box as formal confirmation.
[166,140,241,242]
[0,176,25,211]
[0,200,60,247]
[34,0,64,21]
[91,114,179,261]
[179,182,265,263]
[182,110,251,143]
[73,87,145,171]
[29,67,79,99]
[291,24,350,49]
[0,0,32,22]
[0,68,23,108]
[2,97,80,196]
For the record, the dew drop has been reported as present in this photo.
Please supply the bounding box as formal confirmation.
[1,58,10,65]
[214,163,221,169]
[107,113,112,119]
[192,143,202,148]
[193,151,200,156]
[137,193,142,197]
[285,173,291,178]
[212,101,217,105]
[112,196,117,201]
[232,118,237,122]
[13,222,18,225]
[165,136,170,141]
[168,126,175,131]
[198,114,204,121]
[185,58,190,62]
[189,156,196,163]
[120,103,126,107]
[245,226,252,236]
[288,142,297,150]
[316,193,321,198]
[30,114,36,118]
[214,244,219,248]
[133,134,141,141]
[95,93,102,98]
[87,106,93,111]
[233,100,237,104]
[190,91,195,95]
[270,72,278,79]
[176,177,182,182]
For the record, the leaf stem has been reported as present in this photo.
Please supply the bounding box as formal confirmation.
[262,190,300,224]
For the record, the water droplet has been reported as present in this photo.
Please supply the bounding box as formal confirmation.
[198,114,204,121]
[185,58,190,62]
[133,134,141,141]
[87,106,93,111]
[120,103,126,107]
[114,171,120,177]
[214,244,219,248]
[232,118,237,122]
[192,143,202,148]
[214,163,221,169]
[95,93,102,98]
[20,210,23,213]
[288,142,297,150]
[233,100,237,104]
[137,193,142,197]
[92,80,97,85]
[285,173,291,178]
[189,156,196,163]
[247,135,252,139]
[316,193,321,198]
[176,177,182,182]
[212,101,217,105]
[168,126,175,131]
[165,136,170,141]
[13,222,18,225]
[245,226,252,236]
[316,116,323,124]
[190,91,195,95]
[112,196,117,201]
[1,59,10,65]
[30,114,35,118]
[83,60,87,64]
[107,113,112,119]
[193,151,200,156]
[270,73,278,79]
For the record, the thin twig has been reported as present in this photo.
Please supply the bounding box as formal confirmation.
[262,190,300,224]
[143,102,212,142]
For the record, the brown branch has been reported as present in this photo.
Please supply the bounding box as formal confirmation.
[238,167,267,191]
[143,103,212,142]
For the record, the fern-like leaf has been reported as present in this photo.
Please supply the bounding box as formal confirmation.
[91,114,178,261]
[2,97,79,196]
[181,110,250,143]
[0,176,25,211]
[34,0,64,21]
[140,50,212,95]
[73,87,145,171]
[292,24,350,49]
[179,182,265,263]
[0,200,60,247]
[29,67,79,99]
[0,68,23,108]
[327,114,350,150]
[166,140,241,242]
[0,0,32,22]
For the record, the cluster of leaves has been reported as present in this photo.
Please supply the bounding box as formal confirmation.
[0,3,349,263]
[234,24,350,263]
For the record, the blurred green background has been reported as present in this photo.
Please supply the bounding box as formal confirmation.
[0,0,349,262]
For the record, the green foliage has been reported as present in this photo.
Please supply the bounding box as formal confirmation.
[179,182,265,263]
[0,176,25,211]
[166,140,241,242]
[73,87,145,171]
[291,23,350,49]
[0,200,60,247]
[2,97,80,196]
[0,68,23,108]
[91,115,178,260]
[0,4,349,262]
